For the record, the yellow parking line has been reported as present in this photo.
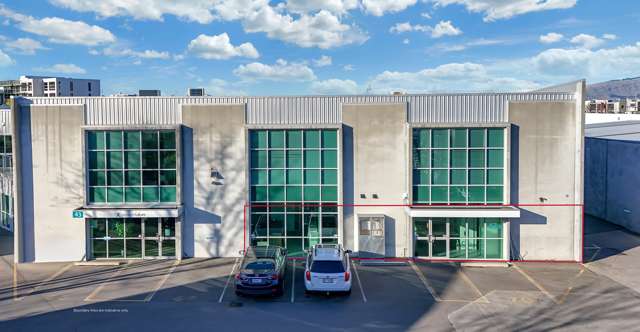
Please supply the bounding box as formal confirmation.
[458,267,490,304]
[84,264,129,302]
[514,264,559,304]
[144,260,180,302]
[15,263,74,301]
[557,268,586,304]
[351,261,367,303]
[218,258,239,303]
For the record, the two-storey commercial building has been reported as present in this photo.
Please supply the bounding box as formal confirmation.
[9,81,585,263]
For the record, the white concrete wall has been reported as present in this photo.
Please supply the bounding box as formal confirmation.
[509,101,582,261]
[342,104,410,257]
[27,105,86,262]
[182,104,246,258]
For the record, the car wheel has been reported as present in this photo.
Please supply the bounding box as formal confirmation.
[235,291,243,297]
[344,289,352,296]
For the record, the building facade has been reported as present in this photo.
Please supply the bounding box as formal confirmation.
[7,76,100,98]
[10,81,585,263]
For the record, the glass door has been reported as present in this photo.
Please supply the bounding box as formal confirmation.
[430,218,449,258]
[143,218,176,258]
[143,218,160,257]
[413,218,430,257]
[413,218,450,258]
[160,218,176,257]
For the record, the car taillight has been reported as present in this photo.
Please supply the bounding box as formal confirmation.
[344,271,350,282]
[235,273,241,280]
[269,274,279,281]
[306,270,311,281]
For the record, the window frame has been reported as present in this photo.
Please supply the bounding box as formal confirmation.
[411,125,508,206]
[247,126,342,256]
[83,126,181,207]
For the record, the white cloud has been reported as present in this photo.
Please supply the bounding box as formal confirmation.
[206,78,247,96]
[312,55,332,67]
[343,64,355,71]
[390,20,461,38]
[5,37,48,55]
[36,63,87,74]
[368,62,539,93]
[311,78,359,94]
[187,33,259,60]
[0,49,14,66]
[233,59,316,82]
[0,5,115,46]
[602,33,617,40]
[421,12,432,19]
[50,0,217,24]
[431,0,577,21]
[431,20,462,38]
[531,42,640,80]
[539,32,563,44]
[240,9,368,49]
[403,38,410,44]
[570,33,603,49]
[433,38,506,52]
[286,0,359,14]
[362,0,418,16]
[102,46,171,59]
[50,0,367,49]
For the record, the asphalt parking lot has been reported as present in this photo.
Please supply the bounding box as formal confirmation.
[1,218,640,332]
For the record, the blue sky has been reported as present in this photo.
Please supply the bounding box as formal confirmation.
[0,0,638,96]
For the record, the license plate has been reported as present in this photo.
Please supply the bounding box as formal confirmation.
[322,278,334,284]
[251,278,262,284]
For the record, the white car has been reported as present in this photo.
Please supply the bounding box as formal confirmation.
[304,244,352,294]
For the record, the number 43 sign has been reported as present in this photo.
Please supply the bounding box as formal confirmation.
[72,210,84,219]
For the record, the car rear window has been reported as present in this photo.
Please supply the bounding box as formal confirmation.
[245,260,275,270]
[310,260,345,273]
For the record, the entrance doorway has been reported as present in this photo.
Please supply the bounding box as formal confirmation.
[89,218,176,259]
[413,218,449,258]
[413,217,506,260]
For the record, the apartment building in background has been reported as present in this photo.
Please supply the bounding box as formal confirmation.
[1,76,100,101]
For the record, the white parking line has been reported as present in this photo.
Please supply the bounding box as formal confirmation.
[351,261,367,303]
[16,263,74,301]
[144,260,180,302]
[410,261,442,302]
[584,244,601,263]
[218,258,239,303]
[290,260,296,303]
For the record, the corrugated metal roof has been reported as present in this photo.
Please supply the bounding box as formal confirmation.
[585,121,640,141]
[19,92,575,126]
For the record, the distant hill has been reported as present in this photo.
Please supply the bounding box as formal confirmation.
[587,77,640,100]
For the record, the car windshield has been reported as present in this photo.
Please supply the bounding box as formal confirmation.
[244,260,275,271]
[246,246,279,259]
[310,260,345,273]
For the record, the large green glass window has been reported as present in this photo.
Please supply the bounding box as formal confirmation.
[249,129,339,256]
[87,130,178,204]
[447,218,504,259]
[412,128,505,205]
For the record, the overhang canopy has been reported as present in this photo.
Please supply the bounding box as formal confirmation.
[407,206,520,218]
[79,206,182,218]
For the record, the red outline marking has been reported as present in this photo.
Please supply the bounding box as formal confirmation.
[243,202,585,264]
